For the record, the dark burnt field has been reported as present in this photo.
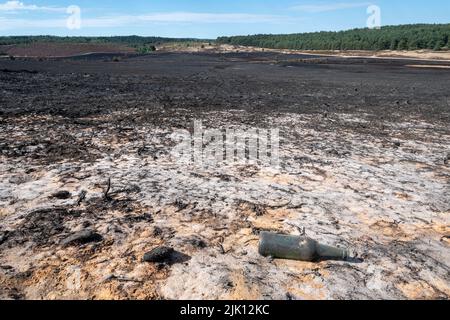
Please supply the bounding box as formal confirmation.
[1,52,450,119]
[0,52,449,299]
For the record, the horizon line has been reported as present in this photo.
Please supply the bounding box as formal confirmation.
[1,22,449,40]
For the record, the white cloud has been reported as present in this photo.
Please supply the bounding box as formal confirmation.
[0,11,289,30]
[0,1,64,12]
[84,12,287,27]
[291,2,371,13]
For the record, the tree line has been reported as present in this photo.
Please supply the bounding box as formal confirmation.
[2,24,449,51]
[0,35,202,46]
[217,24,450,51]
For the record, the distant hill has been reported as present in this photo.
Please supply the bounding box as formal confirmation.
[217,24,450,51]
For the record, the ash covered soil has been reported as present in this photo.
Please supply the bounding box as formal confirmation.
[0,51,449,299]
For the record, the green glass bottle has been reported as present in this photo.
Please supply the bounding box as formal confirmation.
[259,231,349,262]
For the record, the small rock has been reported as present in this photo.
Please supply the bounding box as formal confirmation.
[0,231,9,245]
[187,238,207,249]
[0,265,13,270]
[81,221,91,228]
[61,230,102,246]
[174,199,188,212]
[152,226,163,237]
[50,190,71,200]
[76,190,87,206]
[393,141,401,148]
[143,246,174,263]
[8,176,28,184]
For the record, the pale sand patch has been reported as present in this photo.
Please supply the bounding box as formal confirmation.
[397,281,438,299]
[406,64,450,69]
[2,111,449,300]
[168,43,450,62]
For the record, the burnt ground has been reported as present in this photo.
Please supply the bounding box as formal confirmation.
[0,51,449,299]
[0,42,136,58]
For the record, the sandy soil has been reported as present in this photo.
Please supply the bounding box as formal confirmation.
[0,51,449,300]
[158,43,450,62]
[406,65,450,69]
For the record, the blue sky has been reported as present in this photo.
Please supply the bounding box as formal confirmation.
[0,0,449,38]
